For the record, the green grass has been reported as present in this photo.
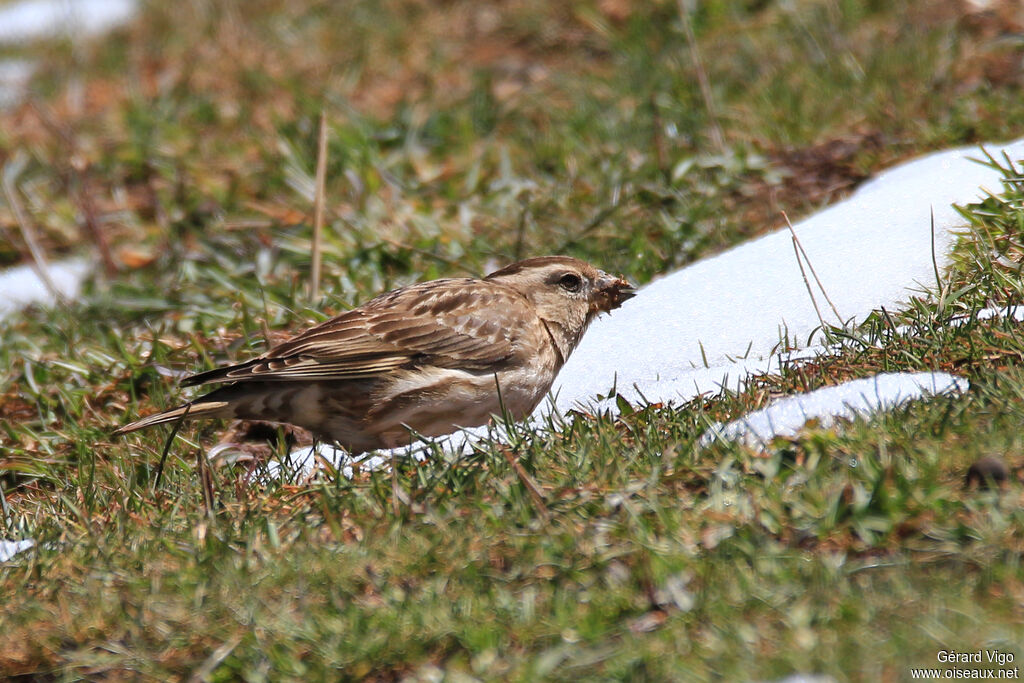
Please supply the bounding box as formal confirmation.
[2,0,1024,680]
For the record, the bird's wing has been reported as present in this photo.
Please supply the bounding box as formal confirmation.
[182,278,534,386]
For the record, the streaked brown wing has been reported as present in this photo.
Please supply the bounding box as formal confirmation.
[183,278,532,386]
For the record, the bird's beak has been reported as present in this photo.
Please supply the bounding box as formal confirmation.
[592,272,636,313]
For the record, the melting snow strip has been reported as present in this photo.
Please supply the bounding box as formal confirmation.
[699,371,969,449]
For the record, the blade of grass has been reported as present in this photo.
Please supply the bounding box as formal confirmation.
[310,109,329,302]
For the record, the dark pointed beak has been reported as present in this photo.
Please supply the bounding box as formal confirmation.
[592,272,636,313]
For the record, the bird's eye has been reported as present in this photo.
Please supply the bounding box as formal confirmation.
[558,273,583,292]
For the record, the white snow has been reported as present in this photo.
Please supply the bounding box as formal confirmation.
[0,0,137,44]
[0,538,34,562]
[552,141,1024,413]
[699,371,969,449]
[0,59,35,108]
[0,0,138,109]
[279,139,1024,474]
[259,447,404,482]
[973,306,1024,323]
[0,259,91,321]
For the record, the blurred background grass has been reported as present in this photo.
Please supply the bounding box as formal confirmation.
[6,0,1024,289]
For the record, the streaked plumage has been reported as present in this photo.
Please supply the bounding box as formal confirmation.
[115,256,634,452]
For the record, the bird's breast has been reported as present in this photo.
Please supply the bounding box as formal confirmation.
[364,344,560,442]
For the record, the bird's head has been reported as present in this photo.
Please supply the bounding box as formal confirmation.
[485,256,635,358]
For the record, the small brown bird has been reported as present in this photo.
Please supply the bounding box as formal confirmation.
[115,256,634,453]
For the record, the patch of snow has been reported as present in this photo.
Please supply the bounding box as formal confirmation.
[0,538,35,562]
[973,306,1024,323]
[0,0,138,108]
[699,371,969,449]
[265,419,541,480]
[0,259,91,321]
[0,59,35,107]
[0,0,137,44]
[552,140,1024,414]
[257,445,407,482]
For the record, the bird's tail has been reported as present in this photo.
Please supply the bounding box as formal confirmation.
[112,398,234,435]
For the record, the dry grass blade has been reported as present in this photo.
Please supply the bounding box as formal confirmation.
[310,109,329,302]
[2,157,60,301]
[787,219,826,331]
[72,171,117,276]
[783,211,843,325]
[197,442,216,516]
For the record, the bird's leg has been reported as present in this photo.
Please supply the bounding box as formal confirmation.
[196,438,216,516]
[156,402,192,489]
[307,434,322,480]
[391,451,401,517]
[383,435,412,517]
